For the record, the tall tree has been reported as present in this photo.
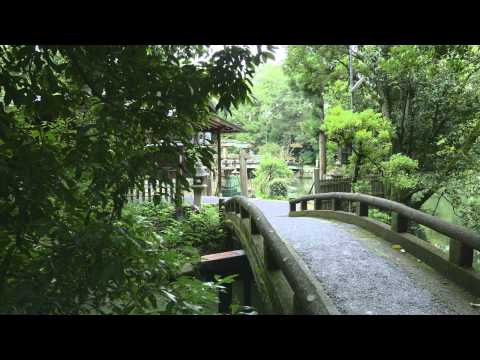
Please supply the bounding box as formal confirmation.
[284,45,349,177]
[0,45,273,313]
[285,45,480,208]
[228,63,316,159]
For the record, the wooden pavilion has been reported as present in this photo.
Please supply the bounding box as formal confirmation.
[198,115,245,195]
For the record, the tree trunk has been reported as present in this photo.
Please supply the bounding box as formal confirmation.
[352,153,363,184]
[317,97,327,178]
[318,131,327,178]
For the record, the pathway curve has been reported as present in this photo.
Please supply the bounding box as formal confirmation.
[185,195,480,314]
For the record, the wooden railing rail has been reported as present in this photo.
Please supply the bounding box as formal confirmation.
[289,192,480,269]
[222,196,337,314]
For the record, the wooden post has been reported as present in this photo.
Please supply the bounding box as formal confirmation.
[357,202,369,217]
[319,131,327,178]
[174,151,184,218]
[391,213,408,233]
[240,206,249,219]
[301,200,308,211]
[314,165,320,193]
[219,282,233,314]
[206,173,212,196]
[290,202,296,212]
[251,219,260,235]
[216,131,222,196]
[239,149,248,197]
[449,239,474,268]
[332,198,341,211]
[264,242,278,271]
[243,275,252,307]
[147,181,151,202]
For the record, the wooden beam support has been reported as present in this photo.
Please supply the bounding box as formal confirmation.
[216,130,222,196]
[357,202,369,217]
[239,149,248,197]
[449,239,474,268]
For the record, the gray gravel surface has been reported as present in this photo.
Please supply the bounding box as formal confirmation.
[185,195,480,314]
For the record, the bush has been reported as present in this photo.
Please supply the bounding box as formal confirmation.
[352,179,372,195]
[0,201,229,315]
[253,155,293,199]
[162,205,226,255]
[368,208,391,225]
[268,179,289,199]
[258,143,283,158]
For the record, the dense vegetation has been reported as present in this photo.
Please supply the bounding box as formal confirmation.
[229,46,480,239]
[2,44,480,313]
[227,63,319,164]
[284,45,480,211]
[0,45,273,314]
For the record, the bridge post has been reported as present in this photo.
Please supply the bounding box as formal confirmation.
[243,276,252,306]
[314,167,320,193]
[293,293,314,315]
[218,282,233,314]
[251,218,260,235]
[290,201,296,212]
[219,198,224,220]
[449,239,474,268]
[314,198,322,210]
[264,242,278,271]
[356,202,369,217]
[332,198,341,211]
[240,206,249,219]
[391,213,408,233]
[301,200,308,211]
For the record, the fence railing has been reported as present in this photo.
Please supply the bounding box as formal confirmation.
[314,176,384,197]
[222,196,338,314]
[127,179,175,204]
[289,192,480,269]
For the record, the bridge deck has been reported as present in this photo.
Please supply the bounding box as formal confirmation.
[186,196,480,315]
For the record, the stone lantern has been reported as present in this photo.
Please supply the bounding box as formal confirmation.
[192,162,208,208]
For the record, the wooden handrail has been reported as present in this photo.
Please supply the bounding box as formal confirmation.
[222,195,337,314]
[289,192,480,268]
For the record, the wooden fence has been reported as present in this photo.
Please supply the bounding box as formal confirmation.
[315,176,384,197]
[127,179,176,204]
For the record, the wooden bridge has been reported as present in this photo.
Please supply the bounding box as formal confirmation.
[209,193,480,315]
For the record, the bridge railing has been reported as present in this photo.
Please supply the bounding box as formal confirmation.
[289,192,480,270]
[221,196,337,314]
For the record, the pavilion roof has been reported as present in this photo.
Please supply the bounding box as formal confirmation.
[201,115,245,133]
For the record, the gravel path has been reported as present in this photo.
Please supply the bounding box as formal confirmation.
[186,195,480,314]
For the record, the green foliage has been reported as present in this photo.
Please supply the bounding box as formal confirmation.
[382,154,419,193]
[165,205,225,255]
[351,179,373,194]
[442,169,480,233]
[253,155,293,198]
[268,179,289,199]
[226,63,317,162]
[323,106,394,163]
[258,143,282,157]
[368,208,391,225]
[0,200,228,314]
[0,45,272,314]
[284,45,480,209]
[322,106,419,200]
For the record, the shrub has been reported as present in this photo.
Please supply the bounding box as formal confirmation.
[258,143,283,157]
[368,208,391,225]
[268,179,289,199]
[163,205,226,255]
[253,155,293,198]
[0,201,229,315]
